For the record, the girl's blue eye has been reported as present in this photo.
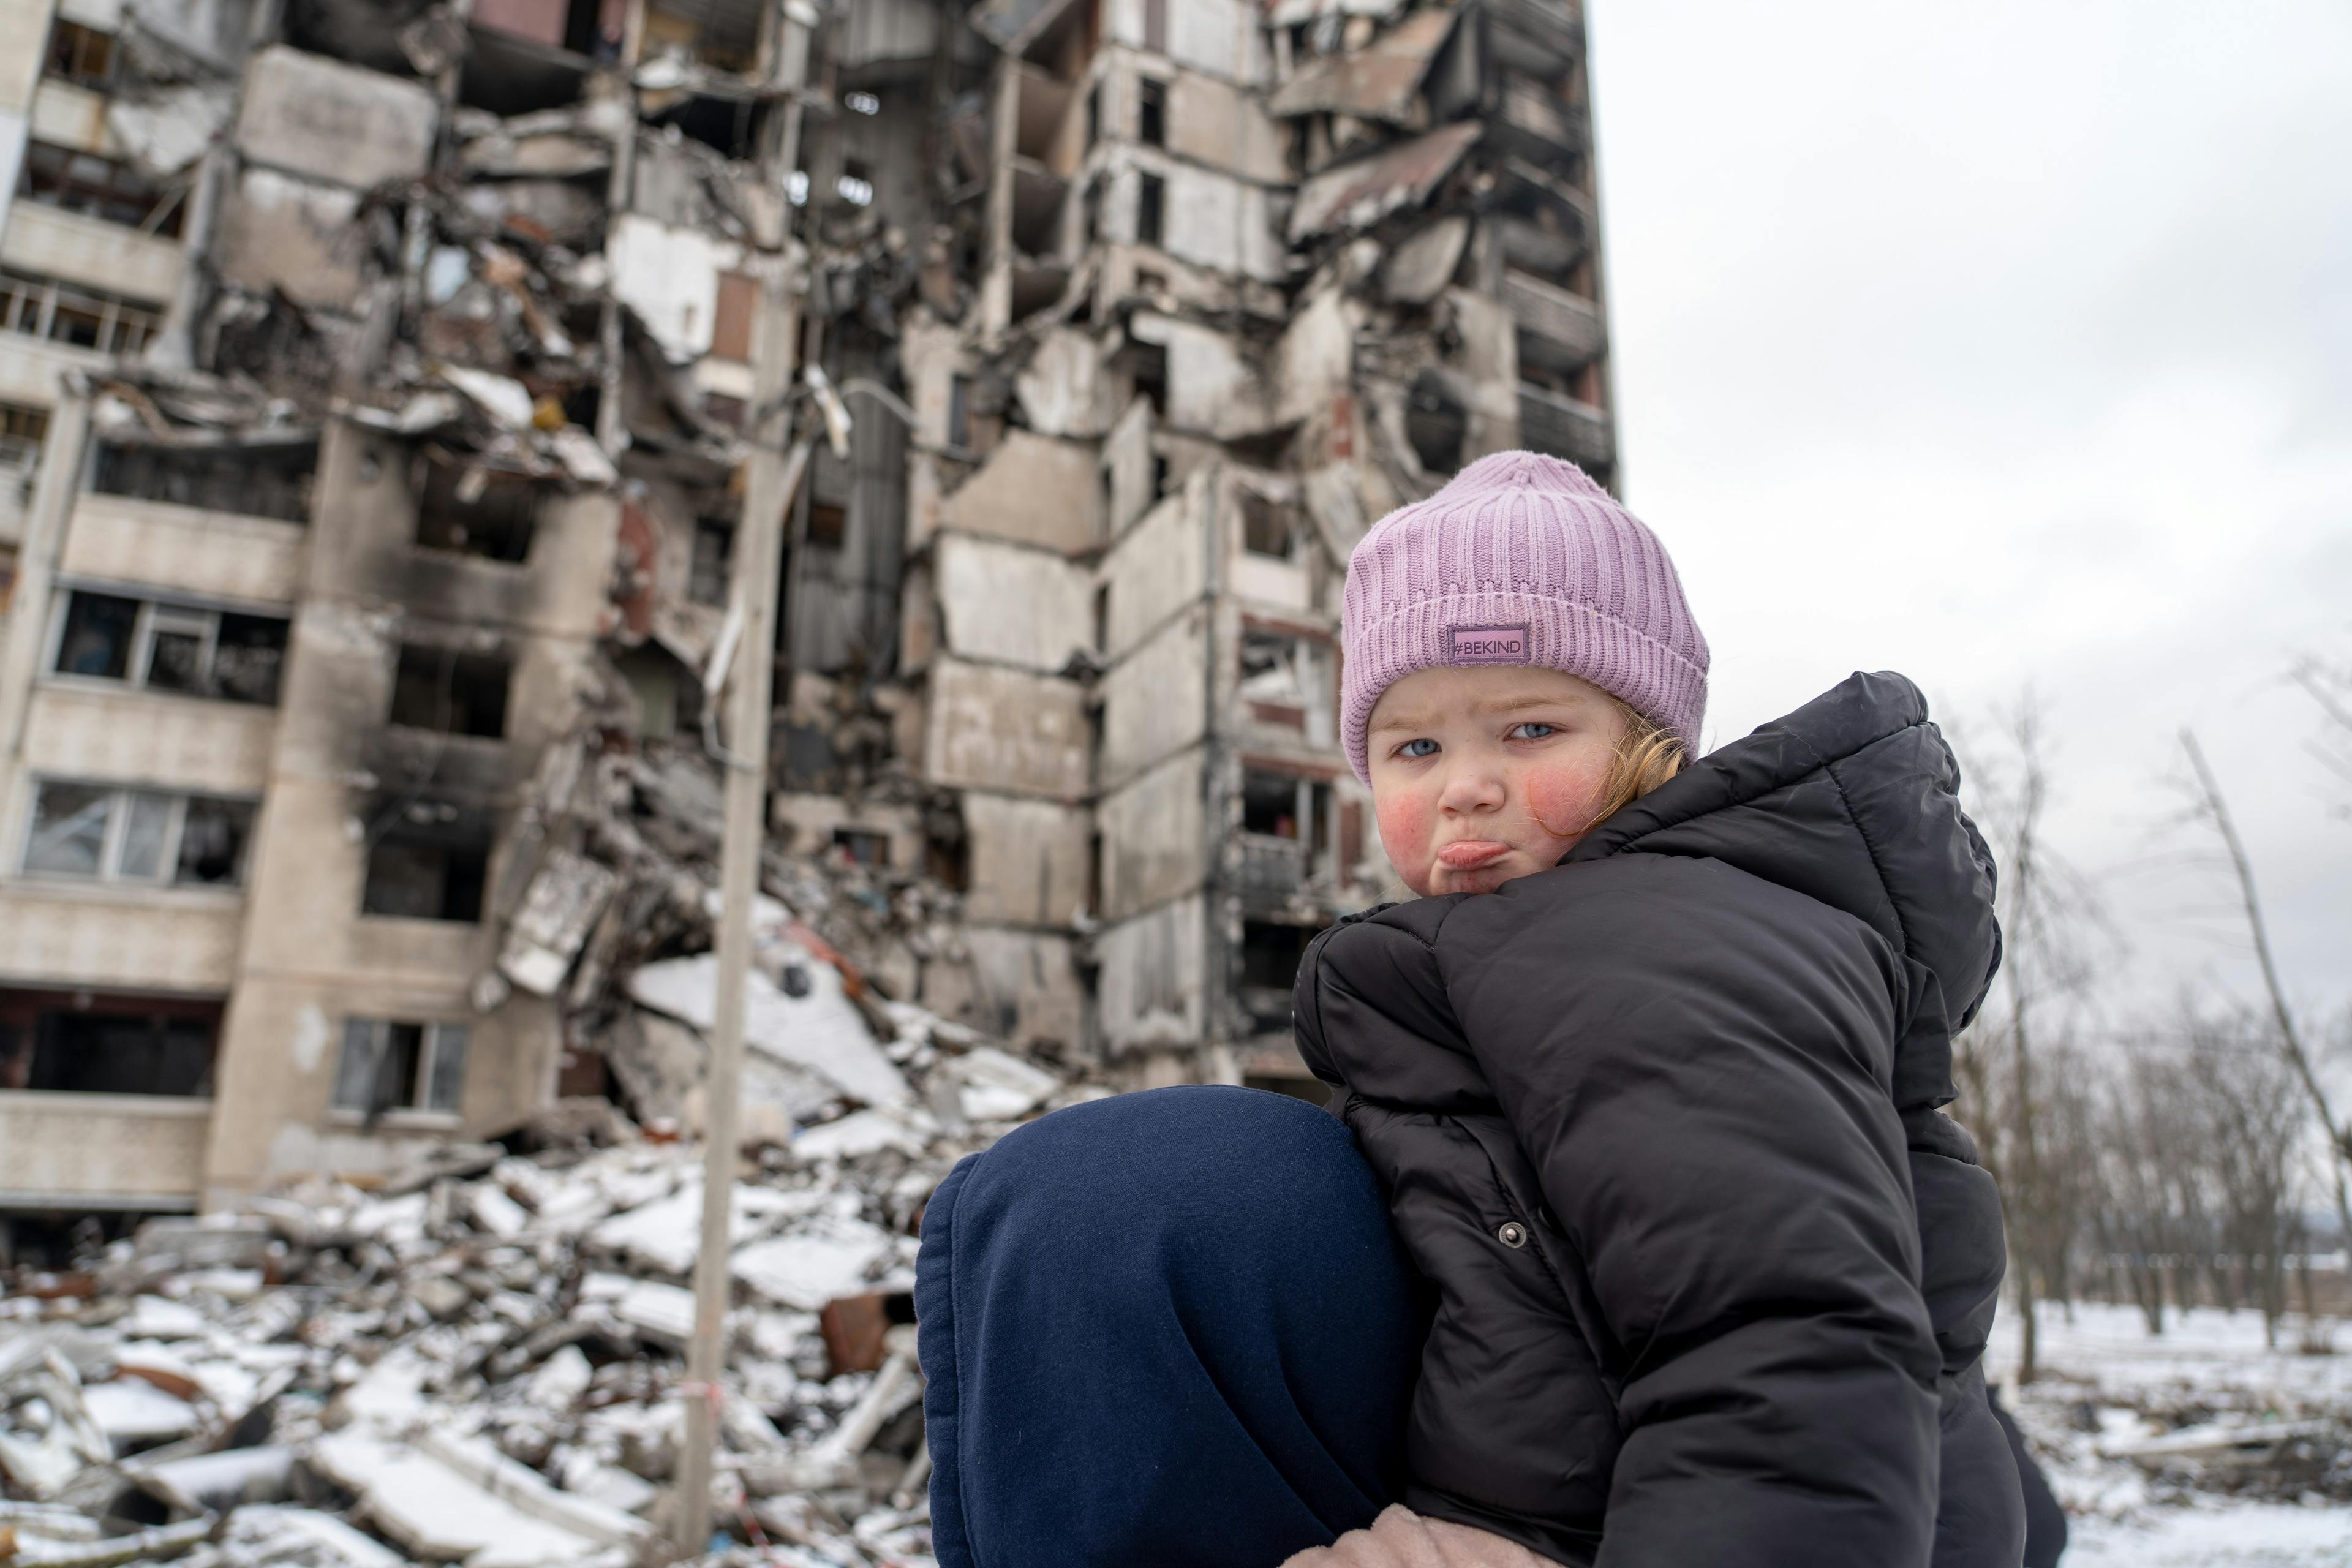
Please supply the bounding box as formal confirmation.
[1399,739,1440,759]
[1509,722,1556,741]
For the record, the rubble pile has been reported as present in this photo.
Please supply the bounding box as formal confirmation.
[1,927,1090,1568]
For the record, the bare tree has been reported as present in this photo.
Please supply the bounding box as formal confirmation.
[2291,654,2352,815]
[1953,698,2112,1381]
[2184,1007,2306,1346]
[2177,731,2352,1250]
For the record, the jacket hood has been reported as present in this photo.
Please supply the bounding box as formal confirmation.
[1566,670,2001,1068]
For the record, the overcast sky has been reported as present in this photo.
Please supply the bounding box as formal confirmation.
[1586,1,2352,1031]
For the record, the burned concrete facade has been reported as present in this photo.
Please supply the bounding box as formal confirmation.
[0,0,1616,1215]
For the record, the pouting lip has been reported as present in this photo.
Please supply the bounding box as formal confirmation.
[1435,840,1512,870]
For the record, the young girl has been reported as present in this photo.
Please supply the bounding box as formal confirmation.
[914,451,2020,1568]
[1288,450,2021,1566]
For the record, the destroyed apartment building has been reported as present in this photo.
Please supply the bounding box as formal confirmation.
[0,0,1619,1224]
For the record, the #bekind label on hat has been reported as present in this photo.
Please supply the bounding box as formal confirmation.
[1448,624,1531,665]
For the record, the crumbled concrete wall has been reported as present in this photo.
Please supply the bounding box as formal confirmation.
[216,168,366,311]
[922,655,1090,798]
[1098,603,1210,788]
[937,430,1102,554]
[233,45,437,190]
[1095,892,1208,1055]
[1096,750,1205,922]
[1099,484,1205,658]
[959,793,1090,927]
[934,532,1095,672]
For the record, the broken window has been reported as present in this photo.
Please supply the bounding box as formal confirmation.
[1242,769,1306,838]
[1238,491,1297,560]
[689,516,733,605]
[1136,172,1165,245]
[1,402,48,468]
[1240,630,1313,728]
[21,782,254,887]
[50,590,288,705]
[832,827,889,867]
[92,439,317,523]
[17,141,182,236]
[361,816,492,922]
[806,501,848,549]
[1137,78,1167,146]
[1405,369,1468,475]
[416,463,538,562]
[1086,83,1100,146]
[389,644,511,737]
[1,267,162,355]
[331,1019,469,1117]
[43,20,114,88]
[0,989,222,1098]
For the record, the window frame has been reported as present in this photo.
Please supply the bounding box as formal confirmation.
[330,1017,471,1121]
[0,268,164,356]
[43,586,288,706]
[17,779,255,889]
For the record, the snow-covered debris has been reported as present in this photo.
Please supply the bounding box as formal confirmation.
[3,820,1092,1567]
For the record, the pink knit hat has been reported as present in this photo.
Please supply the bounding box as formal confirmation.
[1341,451,1709,783]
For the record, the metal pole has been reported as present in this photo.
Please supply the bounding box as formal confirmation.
[670,287,807,1568]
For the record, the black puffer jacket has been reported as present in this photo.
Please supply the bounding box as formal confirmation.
[1293,672,2022,1568]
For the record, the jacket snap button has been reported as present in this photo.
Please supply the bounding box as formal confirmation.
[1496,1221,1528,1249]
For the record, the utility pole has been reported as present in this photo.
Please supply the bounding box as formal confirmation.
[670,10,810,1553]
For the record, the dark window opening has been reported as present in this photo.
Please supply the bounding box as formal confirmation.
[0,988,222,1097]
[417,462,538,562]
[689,515,733,605]
[1242,769,1303,838]
[1404,369,1467,475]
[53,590,137,680]
[806,500,848,549]
[832,827,889,867]
[1137,79,1166,146]
[331,1018,469,1115]
[209,614,288,705]
[946,374,972,450]
[92,439,317,524]
[389,644,511,737]
[458,26,590,117]
[1136,172,1164,246]
[1151,453,1170,498]
[1131,342,1167,417]
[649,93,758,159]
[18,141,182,236]
[1086,83,1100,146]
[50,590,286,705]
[362,819,491,922]
[43,20,115,89]
[1238,491,1297,559]
[1,267,162,355]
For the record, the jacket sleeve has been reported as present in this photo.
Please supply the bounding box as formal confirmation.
[1439,858,1941,1568]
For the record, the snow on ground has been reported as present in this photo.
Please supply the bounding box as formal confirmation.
[1987,1300,2352,1564]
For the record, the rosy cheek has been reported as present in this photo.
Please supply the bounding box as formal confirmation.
[1375,793,1434,884]
[1524,760,1610,845]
